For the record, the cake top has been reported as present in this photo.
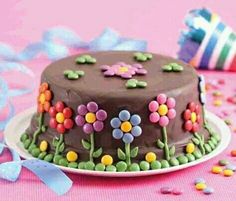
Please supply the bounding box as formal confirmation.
[42,51,197,96]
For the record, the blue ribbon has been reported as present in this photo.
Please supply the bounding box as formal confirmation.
[0,141,72,195]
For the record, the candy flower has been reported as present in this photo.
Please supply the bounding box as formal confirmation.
[183,102,201,133]
[49,101,74,134]
[111,110,142,166]
[111,110,142,144]
[148,94,176,161]
[37,82,52,113]
[100,62,147,79]
[148,94,176,127]
[75,101,107,162]
[75,102,107,134]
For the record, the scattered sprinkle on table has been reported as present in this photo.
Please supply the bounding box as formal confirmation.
[213,99,222,107]
[225,164,236,172]
[203,187,214,195]
[218,159,229,166]
[194,178,206,184]
[223,169,234,177]
[172,188,183,195]
[160,187,172,194]
[211,166,223,174]
[231,150,236,157]
[195,183,207,190]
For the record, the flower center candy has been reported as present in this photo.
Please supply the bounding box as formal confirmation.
[85,112,96,123]
[158,104,168,116]
[56,112,65,123]
[39,93,46,104]
[191,112,197,123]
[119,66,129,73]
[121,121,132,132]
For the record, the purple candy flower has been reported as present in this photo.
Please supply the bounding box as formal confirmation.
[100,62,147,79]
[75,101,107,134]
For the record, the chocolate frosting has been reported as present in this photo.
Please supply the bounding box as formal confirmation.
[27,51,209,162]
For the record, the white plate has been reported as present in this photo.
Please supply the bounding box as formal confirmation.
[4,107,231,177]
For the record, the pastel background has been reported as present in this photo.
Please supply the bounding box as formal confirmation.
[0,0,236,201]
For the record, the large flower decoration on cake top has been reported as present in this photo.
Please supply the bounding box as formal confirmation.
[37,82,52,113]
[75,101,107,134]
[148,94,176,127]
[111,110,142,144]
[183,102,201,133]
[49,101,74,134]
[100,62,147,79]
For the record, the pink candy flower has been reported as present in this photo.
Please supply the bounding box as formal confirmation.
[100,62,147,79]
[148,94,176,127]
[75,101,107,134]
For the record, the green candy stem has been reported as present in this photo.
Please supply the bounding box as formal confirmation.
[202,105,207,125]
[55,134,64,156]
[161,126,170,161]
[30,113,43,146]
[89,132,95,162]
[125,143,131,166]
[194,132,205,155]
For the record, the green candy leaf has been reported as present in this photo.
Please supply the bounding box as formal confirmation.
[52,138,59,147]
[162,65,172,72]
[93,147,103,158]
[157,139,165,149]
[81,139,91,150]
[144,53,152,59]
[64,70,73,75]
[58,143,65,152]
[191,137,200,145]
[68,73,79,80]
[41,125,47,132]
[172,64,183,72]
[83,55,92,60]
[75,70,85,77]
[75,57,86,64]
[169,146,175,157]
[87,58,96,64]
[136,81,147,88]
[193,133,201,141]
[134,52,142,58]
[117,148,126,160]
[130,146,139,158]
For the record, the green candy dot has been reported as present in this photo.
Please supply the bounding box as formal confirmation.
[59,158,69,167]
[31,148,41,157]
[76,70,85,77]
[106,165,117,172]
[23,139,32,149]
[193,150,202,159]
[68,73,79,80]
[20,133,29,142]
[126,81,137,89]
[28,144,37,153]
[169,157,179,166]
[38,151,47,159]
[139,161,150,171]
[95,163,106,171]
[68,162,78,168]
[87,58,96,64]
[177,155,188,164]
[151,160,161,170]
[44,154,53,162]
[161,160,170,168]
[85,161,95,170]
[162,65,172,72]
[137,81,147,88]
[53,155,63,164]
[75,57,86,64]
[64,70,73,75]
[186,153,195,162]
[78,162,86,169]
[116,161,127,172]
[129,163,140,171]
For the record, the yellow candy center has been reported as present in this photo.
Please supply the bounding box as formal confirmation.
[66,151,78,162]
[158,104,168,116]
[121,121,132,132]
[39,140,48,152]
[119,66,129,73]
[56,112,65,123]
[39,93,46,104]
[85,112,96,123]
[101,155,113,166]
[191,112,197,123]
[145,152,156,163]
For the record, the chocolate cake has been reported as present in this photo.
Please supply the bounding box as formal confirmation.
[20,51,220,172]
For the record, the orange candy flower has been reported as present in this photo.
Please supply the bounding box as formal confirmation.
[37,82,52,113]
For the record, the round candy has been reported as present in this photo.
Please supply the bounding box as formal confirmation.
[63,107,72,118]
[145,152,156,163]
[184,120,193,131]
[203,187,214,195]
[195,183,207,190]
[122,133,134,144]
[57,124,65,133]
[83,123,93,134]
[158,104,168,116]
[110,118,121,128]
[139,161,150,171]
[119,110,131,121]
[160,186,172,194]
[157,94,167,104]
[121,121,132,132]
[230,150,236,157]
[95,163,105,171]
[166,97,176,109]
[223,169,234,177]
[101,155,113,166]
[148,101,159,112]
[116,161,127,172]
[131,126,142,137]
[211,166,222,174]
[96,109,107,121]
[184,109,191,120]
[225,164,236,171]
[77,104,88,115]
[186,143,195,154]
[194,178,205,185]
[55,101,64,112]
[149,112,160,123]
[188,102,196,112]
[218,159,229,166]
[49,107,57,117]
[112,129,123,139]
[64,119,74,129]
[167,109,176,119]
[130,114,141,126]
[159,116,169,127]
[129,163,140,171]
[93,121,104,132]
[85,161,95,170]
[87,102,98,113]
[75,115,85,126]
[56,112,65,123]
[150,160,161,170]
[106,165,117,172]
[66,151,78,162]
[85,112,96,123]
[39,140,48,152]
[172,188,183,195]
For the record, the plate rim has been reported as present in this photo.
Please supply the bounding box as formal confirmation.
[4,107,231,177]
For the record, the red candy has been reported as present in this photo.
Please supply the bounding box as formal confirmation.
[192,122,199,132]
[188,102,196,112]
[49,118,57,128]
[184,109,191,120]
[63,107,72,118]
[49,107,57,117]
[184,120,193,131]
[57,124,65,134]
[64,119,74,129]
[55,101,64,112]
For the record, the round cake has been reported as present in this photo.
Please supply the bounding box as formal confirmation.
[21,51,220,171]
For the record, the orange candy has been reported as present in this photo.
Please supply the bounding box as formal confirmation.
[231,150,236,157]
